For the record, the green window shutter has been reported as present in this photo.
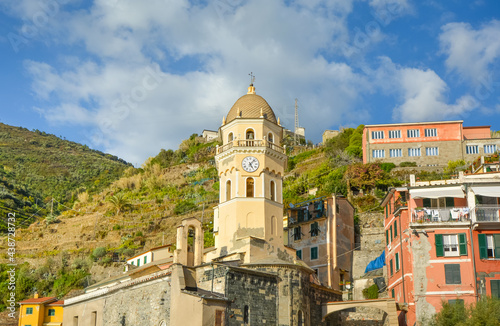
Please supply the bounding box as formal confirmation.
[394,221,398,238]
[390,259,394,276]
[395,252,400,271]
[445,264,461,284]
[459,233,467,256]
[478,234,488,259]
[386,205,388,218]
[491,280,500,299]
[386,230,389,245]
[390,225,393,241]
[435,234,444,257]
[494,234,500,258]
[423,198,431,207]
[445,197,455,207]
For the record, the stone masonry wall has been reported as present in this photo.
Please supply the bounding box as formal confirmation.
[102,278,171,326]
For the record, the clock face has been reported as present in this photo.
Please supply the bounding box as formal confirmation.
[242,156,259,172]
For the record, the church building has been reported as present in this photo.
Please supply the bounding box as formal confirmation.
[63,83,342,325]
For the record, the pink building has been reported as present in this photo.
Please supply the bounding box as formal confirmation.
[382,172,500,325]
[363,121,500,166]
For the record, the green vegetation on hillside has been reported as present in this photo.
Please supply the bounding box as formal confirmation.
[0,123,131,232]
[431,297,500,326]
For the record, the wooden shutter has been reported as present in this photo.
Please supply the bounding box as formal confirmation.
[435,234,444,257]
[459,233,467,256]
[494,234,500,258]
[491,280,500,299]
[478,234,488,259]
[395,253,400,271]
[445,264,461,284]
[390,225,393,241]
[215,310,223,326]
[445,197,455,207]
[394,221,398,238]
[390,259,393,276]
[386,230,389,246]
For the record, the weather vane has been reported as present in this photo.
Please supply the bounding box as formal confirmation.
[249,72,255,85]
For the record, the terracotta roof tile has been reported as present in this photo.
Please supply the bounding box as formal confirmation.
[19,297,57,304]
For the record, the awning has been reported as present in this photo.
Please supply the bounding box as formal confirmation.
[410,186,465,199]
[470,186,500,197]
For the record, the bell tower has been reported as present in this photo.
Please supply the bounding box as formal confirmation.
[211,82,288,263]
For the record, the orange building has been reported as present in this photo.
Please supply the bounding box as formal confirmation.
[382,172,500,325]
[18,294,63,326]
[363,121,500,166]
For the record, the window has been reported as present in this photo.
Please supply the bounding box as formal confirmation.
[448,299,464,305]
[268,132,274,143]
[407,129,420,138]
[270,216,276,235]
[226,180,232,201]
[426,147,439,156]
[296,249,302,259]
[394,221,398,238]
[246,178,254,197]
[293,226,302,241]
[270,180,276,201]
[484,144,497,154]
[395,252,400,271]
[390,259,394,276]
[243,305,249,324]
[144,256,147,264]
[466,145,479,154]
[389,130,401,139]
[478,234,500,259]
[310,222,320,237]
[445,264,461,284]
[246,130,254,140]
[386,230,389,246]
[491,280,500,299]
[298,310,304,326]
[228,132,233,142]
[48,309,55,316]
[311,247,318,260]
[390,225,393,241]
[408,148,421,156]
[73,316,79,326]
[372,131,384,139]
[425,128,437,137]
[435,234,467,257]
[91,312,97,326]
[215,310,224,326]
[26,307,33,315]
[137,259,140,266]
[372,149,385,158]
[390,149,402,157]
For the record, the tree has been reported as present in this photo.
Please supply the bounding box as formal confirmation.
[432,297,500,326]
[344,163,385,193]
[107,193,131,215]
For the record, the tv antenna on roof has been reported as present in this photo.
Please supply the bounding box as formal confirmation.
[249,72,255,85]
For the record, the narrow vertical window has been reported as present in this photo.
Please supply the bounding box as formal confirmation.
[226,180,232,201]
[243,305,249,324]
[270,180,276,201]
[271,216,276,235]
[228,132,233,142]
[246,130,254,139]
[268,132,273,143]
[246,178,254,197]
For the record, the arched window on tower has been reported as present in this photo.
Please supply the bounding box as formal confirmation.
[270,180,276,201]
[226,180,231,201]
[228,132,233,143]
[268,132,273,143]
[246,178,254,198]
[246,129,254,139]
[298,310,304,326]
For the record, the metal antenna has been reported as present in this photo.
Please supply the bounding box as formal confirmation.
[294,98,299,145]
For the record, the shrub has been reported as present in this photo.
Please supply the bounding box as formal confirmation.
[431,297,500,326]
[400,161,417,167]
[173,200,197,215]
[92,247,107,260]
[380,163,396,173]
[362,284,379,299]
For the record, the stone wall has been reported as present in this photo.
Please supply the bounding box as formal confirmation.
[102,278,171,326]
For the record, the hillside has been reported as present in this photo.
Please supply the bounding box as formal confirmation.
[0,123,131,231]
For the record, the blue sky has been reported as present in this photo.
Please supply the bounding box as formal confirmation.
[0,0,499,165]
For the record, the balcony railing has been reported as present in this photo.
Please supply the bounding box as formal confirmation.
[475,206,500,222]
[216,139,285,155]
[411,207,470,223]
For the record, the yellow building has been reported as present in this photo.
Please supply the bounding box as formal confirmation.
[18,294,63,326]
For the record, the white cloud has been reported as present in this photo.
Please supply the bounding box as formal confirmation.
[440,20,500,83]
[22,0,375,164]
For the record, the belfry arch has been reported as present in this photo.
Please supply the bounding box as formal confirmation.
[173,217,203,267]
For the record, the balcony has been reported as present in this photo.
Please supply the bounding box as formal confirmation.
[216,139,285,155]
[411,207,470,223]
[474,206,500,222]
[288,202,326,226]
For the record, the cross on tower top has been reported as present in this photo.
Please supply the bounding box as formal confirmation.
[249,72,255,86]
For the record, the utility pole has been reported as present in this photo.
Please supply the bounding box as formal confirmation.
[294,98,299,145]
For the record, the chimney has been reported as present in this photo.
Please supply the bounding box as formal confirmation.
[34,292,39,299]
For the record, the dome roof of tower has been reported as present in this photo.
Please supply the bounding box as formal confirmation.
[225,85,277,124]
